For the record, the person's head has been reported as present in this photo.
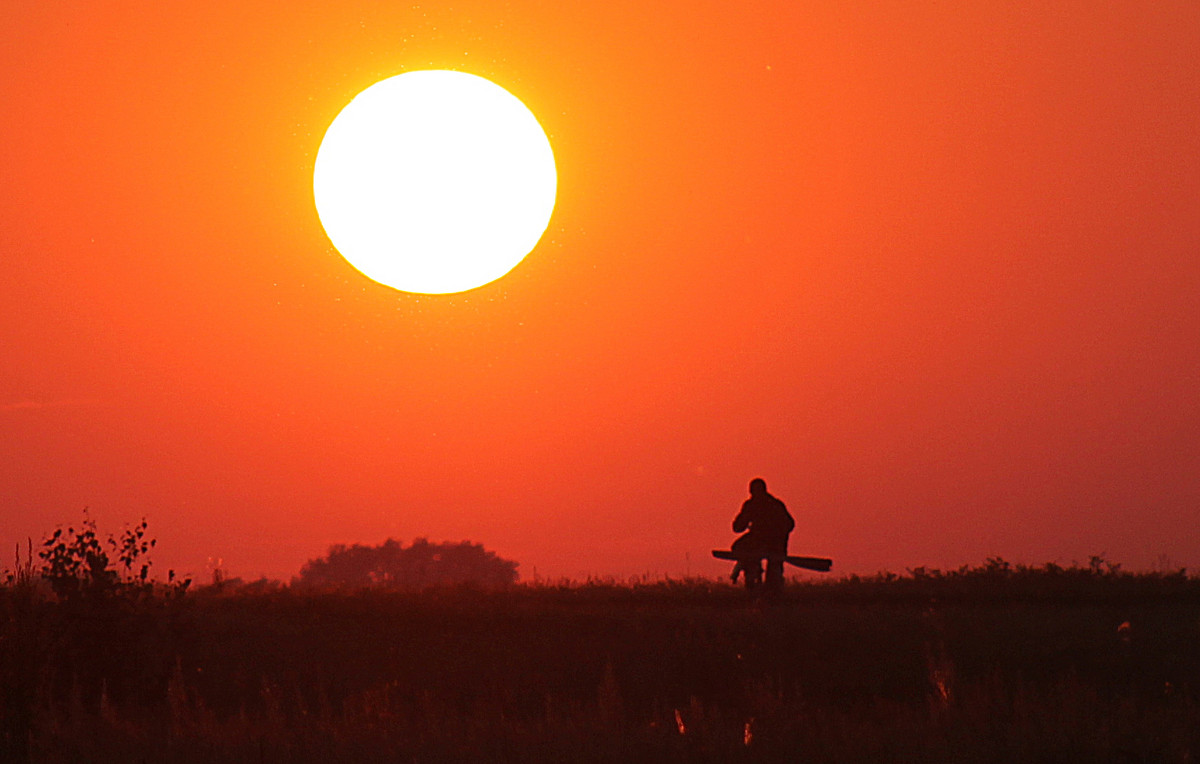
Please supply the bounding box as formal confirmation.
[749,478,767,496]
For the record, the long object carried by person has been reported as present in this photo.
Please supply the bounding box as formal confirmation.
[711,549,833,572]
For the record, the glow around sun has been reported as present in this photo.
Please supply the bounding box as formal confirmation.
[313,70,557,294]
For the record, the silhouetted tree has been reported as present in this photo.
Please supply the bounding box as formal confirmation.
[295,538,519,590]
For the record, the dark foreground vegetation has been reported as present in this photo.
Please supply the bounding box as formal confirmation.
[4,541,1200,762]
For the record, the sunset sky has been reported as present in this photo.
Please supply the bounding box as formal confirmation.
[3,1,1198,582]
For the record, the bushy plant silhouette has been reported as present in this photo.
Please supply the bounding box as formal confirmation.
[38,511,187,601]
[296,538,518,590]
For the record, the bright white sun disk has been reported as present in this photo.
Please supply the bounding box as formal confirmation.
[313,70,557,294]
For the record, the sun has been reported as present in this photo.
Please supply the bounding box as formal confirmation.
[313,70,557,294]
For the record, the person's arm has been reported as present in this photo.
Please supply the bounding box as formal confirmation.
[732,505,750,533]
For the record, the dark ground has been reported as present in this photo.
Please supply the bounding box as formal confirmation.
[3,564,1199,763]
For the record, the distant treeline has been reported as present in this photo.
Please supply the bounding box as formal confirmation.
[294,537,520,590]
[789,555,1199,603]
[7,512,1196,600]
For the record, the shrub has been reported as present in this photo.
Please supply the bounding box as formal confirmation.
[296,537,519,590]
[38,511,188,601]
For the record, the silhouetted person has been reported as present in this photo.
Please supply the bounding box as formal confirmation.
[730,478,794,592]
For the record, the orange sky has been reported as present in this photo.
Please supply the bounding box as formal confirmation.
[3,1,1198,581]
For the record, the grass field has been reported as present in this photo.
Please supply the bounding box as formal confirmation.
[3,563,1199,762]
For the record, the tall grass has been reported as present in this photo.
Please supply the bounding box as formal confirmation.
[3,561,1199,762]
